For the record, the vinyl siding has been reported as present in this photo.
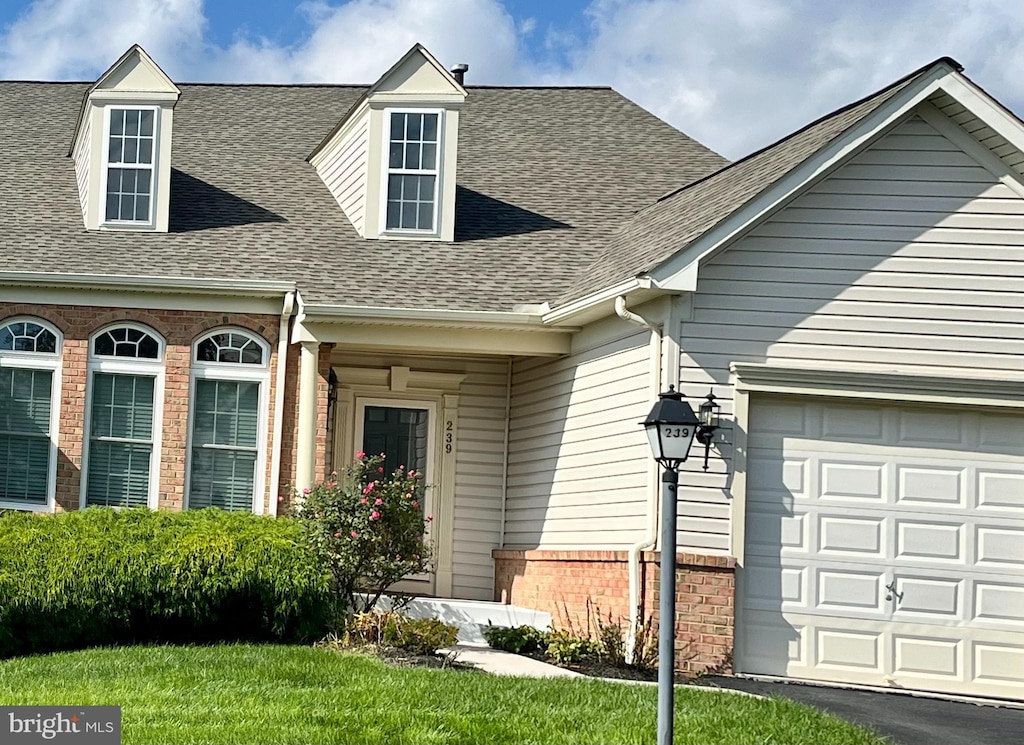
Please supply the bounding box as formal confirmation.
[314,115,370,235]
[331,352,507,600]
[505,324,653,550]
[677,110,1024,553]
[73,116,90,221]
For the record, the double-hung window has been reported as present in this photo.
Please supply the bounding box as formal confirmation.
[104,107,157,224]
[187,330,270,512]
[385,111,440,232]
[0,319,60,510]
[83,325,164,508]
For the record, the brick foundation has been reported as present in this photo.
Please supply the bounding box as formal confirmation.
[493,548,735,674]
[0,303,330,512]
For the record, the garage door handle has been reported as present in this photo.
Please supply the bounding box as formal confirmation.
[885,580,903,603]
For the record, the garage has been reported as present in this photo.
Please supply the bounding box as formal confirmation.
[736,393,1024,700]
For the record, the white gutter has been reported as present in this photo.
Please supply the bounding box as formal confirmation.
[0,270,294,296]
[269,290,296,516]
[614,295,663,660]
[302,303,550,327]
[543,277,644,325]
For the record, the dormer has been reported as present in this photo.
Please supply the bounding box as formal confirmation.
[70,45,180,232]
[309,44,467,242]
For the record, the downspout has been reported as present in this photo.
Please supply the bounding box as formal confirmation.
[498,357,512,549]
[614,295,662,660]
[269,290,296,516]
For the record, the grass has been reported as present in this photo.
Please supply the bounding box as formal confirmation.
[0,644,888,745]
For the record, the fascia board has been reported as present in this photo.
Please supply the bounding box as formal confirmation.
[649,65,956,291]
[301,303,567,332]
[940,73,1024,158]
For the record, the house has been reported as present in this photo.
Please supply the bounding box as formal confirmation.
[0,41,1022,701]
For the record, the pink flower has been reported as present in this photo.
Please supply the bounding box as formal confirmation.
[360,498,368,505]
[405,493,412,500]
[326,481,337,488]
[408,470,416,478]
[370,510,381,520]
[350,530,359,538]
[412,500,420,508]
[355,451,365,459]
[330,471,338,478]
[333,531,341,537]
[302,488,310,495]
[377,467,384,473]
[374,498,383,506]
[277,495,284,502]
[399,464,405,470]
[427,514,433,522]
[396,554,402,561]
[379,452,385,458]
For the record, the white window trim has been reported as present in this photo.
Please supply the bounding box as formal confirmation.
[353,396,438,581]
[378,107,444,237]
[80,323,166,510]
[185,329,272,514]
[0,317,61,513]
[99,104,160,229]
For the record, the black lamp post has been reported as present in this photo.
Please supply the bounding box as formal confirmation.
[641,385,719,745]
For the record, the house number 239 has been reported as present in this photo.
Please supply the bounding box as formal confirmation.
[445,420,454,453]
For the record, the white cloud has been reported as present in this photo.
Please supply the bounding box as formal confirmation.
[0,0,1020,158]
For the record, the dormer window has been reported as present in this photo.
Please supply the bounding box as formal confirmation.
[384,110,441,233]
[103,107,157,224]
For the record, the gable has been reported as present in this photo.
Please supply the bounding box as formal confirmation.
[370,47,464,97]
[91,45,179,97]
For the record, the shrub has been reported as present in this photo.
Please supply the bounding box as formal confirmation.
[295,453,432,611]
[0,508,334,658]
[483,624,550,655]
[545,629,599,665]
[344,611,458,654]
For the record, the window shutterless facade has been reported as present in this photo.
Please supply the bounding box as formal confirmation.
[0,318,61,511]
[186,329,270,513]
[102,106,158,225]
[82,324,164,509]
[383,110,442,233]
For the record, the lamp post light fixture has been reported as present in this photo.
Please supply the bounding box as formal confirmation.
[641,385,720,745]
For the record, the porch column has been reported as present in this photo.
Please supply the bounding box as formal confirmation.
[295,340,319,491]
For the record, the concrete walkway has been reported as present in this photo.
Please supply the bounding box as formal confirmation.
[442,644,581,678]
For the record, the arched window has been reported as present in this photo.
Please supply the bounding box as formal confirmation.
[187,328,270,513]
[83,323,164,509]
[0,318,61,510]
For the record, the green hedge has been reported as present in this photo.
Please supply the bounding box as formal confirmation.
[0,508,335,658]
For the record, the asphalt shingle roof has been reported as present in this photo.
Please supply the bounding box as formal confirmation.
[557,60,950,305]
[1,82,726,311]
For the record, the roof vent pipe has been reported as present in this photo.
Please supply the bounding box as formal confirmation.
[451,63,469,85]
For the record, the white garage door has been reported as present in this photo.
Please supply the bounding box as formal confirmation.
[738,395,1024,700]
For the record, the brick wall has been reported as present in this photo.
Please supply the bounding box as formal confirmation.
[0,302,330,513]
[493,548,735,674]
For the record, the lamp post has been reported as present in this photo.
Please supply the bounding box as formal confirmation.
[641,386,719,745]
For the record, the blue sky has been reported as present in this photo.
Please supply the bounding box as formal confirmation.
[0,0,1020,158]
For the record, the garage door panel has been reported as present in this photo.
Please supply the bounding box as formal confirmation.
[976,469,1024,512]
[895,519,964,563]
[976,526,1024,567]
[818,515,884,555]
[896,465,966,506]
[893,577,962,617]
[893,635,961,679]
[821,403,884,442]
[741,394,1024,700]
[815,628,884,671]
[820,460,885,501]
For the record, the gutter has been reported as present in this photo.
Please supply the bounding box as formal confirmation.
[300,303,557,329]
[0,270,295,297]
[613,296,663,660]
[269,290,296,516]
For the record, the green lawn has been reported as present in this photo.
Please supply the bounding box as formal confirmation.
[0,644,887,745]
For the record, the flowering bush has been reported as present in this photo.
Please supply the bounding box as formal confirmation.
[296,452,432,611]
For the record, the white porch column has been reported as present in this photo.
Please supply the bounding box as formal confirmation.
[295,340,319,491]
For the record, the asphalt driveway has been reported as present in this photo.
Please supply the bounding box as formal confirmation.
[699,677,1024,745]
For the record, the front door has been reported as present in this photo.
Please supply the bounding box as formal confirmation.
[361,405,430,478]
